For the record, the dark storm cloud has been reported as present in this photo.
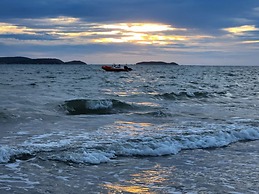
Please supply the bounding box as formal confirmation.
[1,0,258,31]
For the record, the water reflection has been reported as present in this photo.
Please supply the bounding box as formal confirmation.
[105,184,152,193]
[130,166,168,185]
[102,164,175,193]
[115,121,152,127]
[113,121,153,137]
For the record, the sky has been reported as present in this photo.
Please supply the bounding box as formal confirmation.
[0,0,259,65]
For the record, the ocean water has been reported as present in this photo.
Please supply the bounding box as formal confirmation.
[0,64,258,193]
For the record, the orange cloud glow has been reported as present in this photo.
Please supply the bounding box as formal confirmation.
[0,18,213,48]
[92,22,187,45]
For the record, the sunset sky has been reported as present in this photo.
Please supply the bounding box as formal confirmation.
[0,0,259,65]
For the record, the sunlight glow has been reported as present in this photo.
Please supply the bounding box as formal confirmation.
[242,40,259,44]
[47,16,80,24]
[0,22,35,35]
[223,25,258,35]
[98,23,185,32]
[102,164,175,193]
[104,184,151,193]
[94,37,125,43]
[92,22,187,45]
[0,18,212,48]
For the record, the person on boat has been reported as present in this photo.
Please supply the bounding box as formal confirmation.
[124,65,132,71]
[113,64,121,68]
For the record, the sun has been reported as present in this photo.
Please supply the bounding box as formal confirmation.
[99,23,174,32]
[93,22,187,45]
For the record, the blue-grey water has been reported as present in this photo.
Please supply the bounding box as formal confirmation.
[0,64,259,193]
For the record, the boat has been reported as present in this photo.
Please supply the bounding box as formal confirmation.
[102,65,132,72]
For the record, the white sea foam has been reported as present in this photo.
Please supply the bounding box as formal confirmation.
[116,140,185,157]
[1,125,259,164]
[88,100,113,110]
[51,126,259,164]
[0,146,16,163]
[22,139,71,150]
[51,151,115,164]
[102,125,259,159]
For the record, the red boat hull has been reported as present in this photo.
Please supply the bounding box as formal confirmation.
[102,65,132,72]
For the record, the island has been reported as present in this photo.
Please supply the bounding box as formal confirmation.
[0,57,87,65]
[136,61,179,65]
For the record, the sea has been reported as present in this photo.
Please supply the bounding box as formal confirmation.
[0,64,258,194]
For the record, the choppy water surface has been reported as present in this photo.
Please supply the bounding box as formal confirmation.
[0,64,258,193]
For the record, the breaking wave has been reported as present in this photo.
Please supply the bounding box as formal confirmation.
[1,126,258,165]
[61,99,134,115]
[157,91,228,100]
[136,110,172,117]
[157,91,210,100]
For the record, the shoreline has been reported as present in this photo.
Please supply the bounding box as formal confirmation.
[1,140,258,193]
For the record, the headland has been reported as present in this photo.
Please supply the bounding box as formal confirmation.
[0,57,86,65]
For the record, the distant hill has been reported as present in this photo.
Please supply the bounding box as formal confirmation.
[64,60,87,65]
[136,61,179,65]
[0,57,87,65]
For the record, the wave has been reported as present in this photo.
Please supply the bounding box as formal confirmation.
[61,99,134,115]
[112,127,259,156]
[0,111,9,121]
[1,127,258,165]
[157,91,210,100]
[136,110,172,117]
[0,146,16,163]
[0,110,17,122]
[157,90,230,100]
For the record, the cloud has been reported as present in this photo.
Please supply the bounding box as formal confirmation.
[223,25,259,35]
[0,17,212,48]
[0,0,259,65]
[222,25,259,45]
[252,7,259,16]
[0,22,35,35]
[1,1,258,27]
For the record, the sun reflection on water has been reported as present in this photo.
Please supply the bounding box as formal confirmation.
[104,184,152,194]
[102,164,175,193]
